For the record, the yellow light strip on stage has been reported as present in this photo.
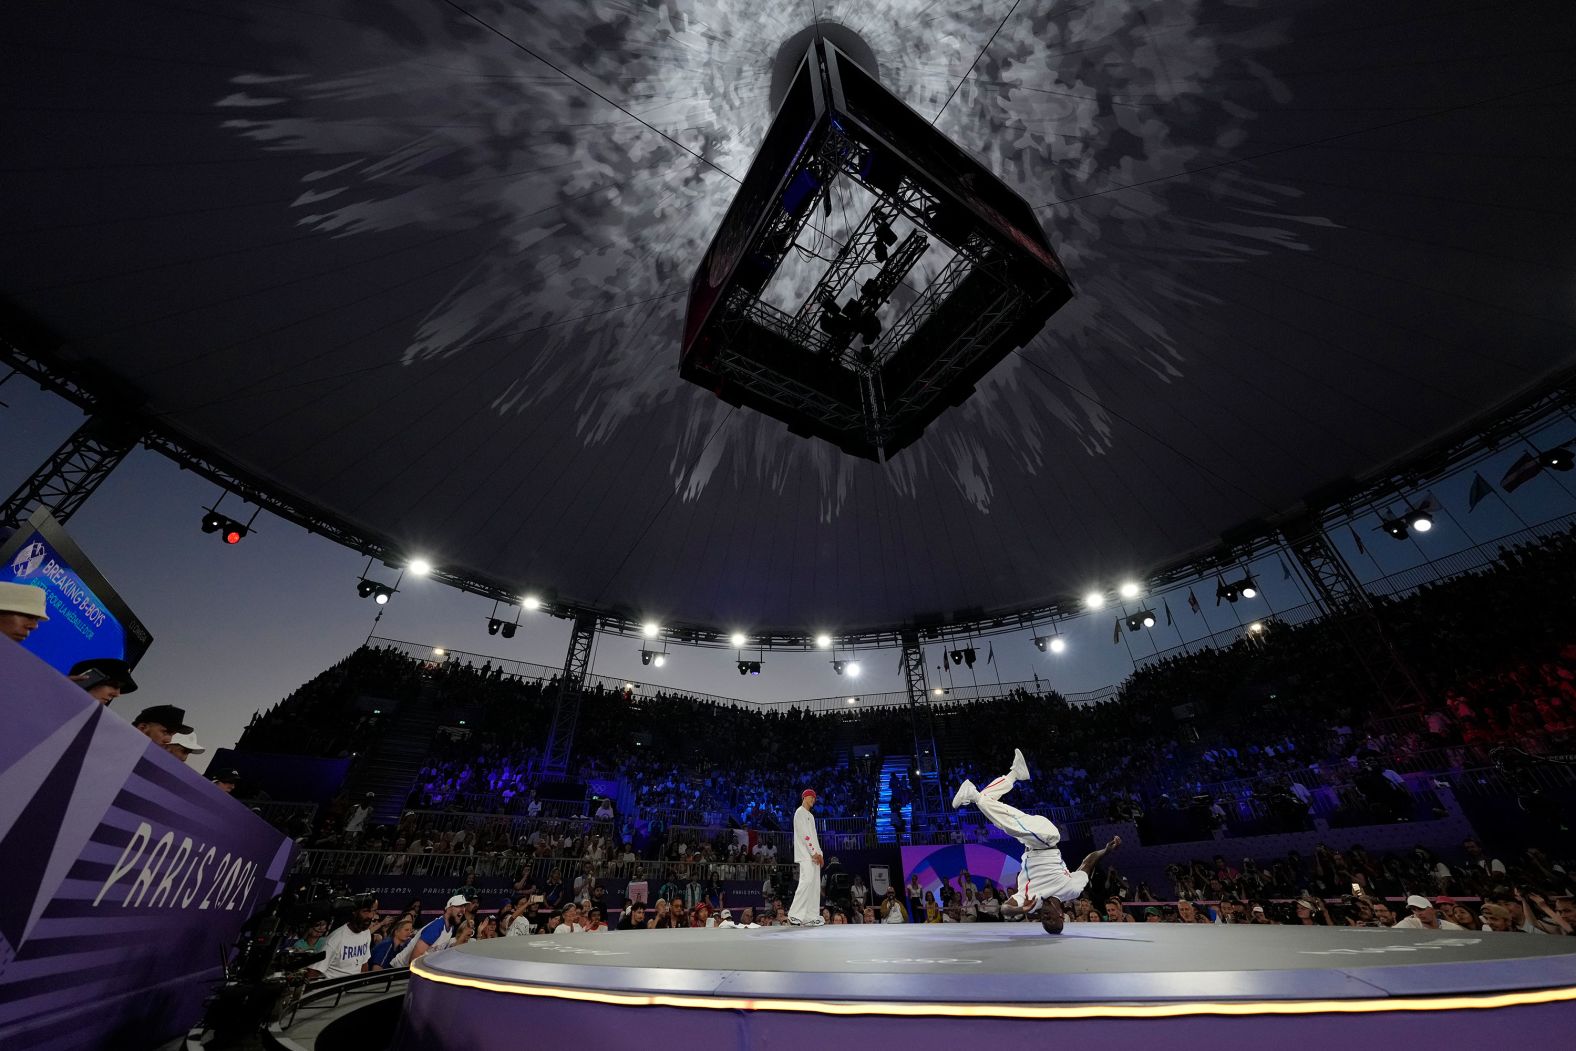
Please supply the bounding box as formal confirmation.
[409,963,1576,1020]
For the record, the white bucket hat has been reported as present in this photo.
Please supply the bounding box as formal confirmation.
[0,582,49,619]
[169,732,206,754]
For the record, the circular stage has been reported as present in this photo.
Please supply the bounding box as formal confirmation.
[396,925,1576,1048]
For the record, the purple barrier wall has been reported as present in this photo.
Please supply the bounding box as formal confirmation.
[0,641,297,1051]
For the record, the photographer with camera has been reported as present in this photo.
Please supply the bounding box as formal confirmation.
[391,894,475,966]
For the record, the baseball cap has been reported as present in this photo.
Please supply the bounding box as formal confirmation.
[802,788,817,799]
[1252,905,1266,914]
[68,657,138,693]
[133,704,193,735]
[210,768,241,783]
[1434,895,1457,906]
[1405,894,1433,911]
[720,909,732,919]
[445,894,471,908]
[0,582,48,619]
[1144,906,1160,916]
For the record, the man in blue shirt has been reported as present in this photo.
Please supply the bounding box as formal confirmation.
[369,917,414,969]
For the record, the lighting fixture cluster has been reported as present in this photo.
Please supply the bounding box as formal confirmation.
[199,509,248,545]
[640,649,668,668]
[832,660,862,678]
[1124,610,1157,632]
[1033,636,1068,654]
[355,578,395,604]
[737,660,762,676]
[487,618,518,639]
[1382,509,1433,540]
[948,647,977,668]
[1083,581,1142,610]
[1216,576,1258,603]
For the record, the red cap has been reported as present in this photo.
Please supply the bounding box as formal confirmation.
[802,789,817,799]
[1434,895,1457,906]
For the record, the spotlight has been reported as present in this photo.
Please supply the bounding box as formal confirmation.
[653,654,667,668]
[730,632,747,649]
[1119,581,1140,600]
[1248,621,1265,634]
[641,650,653,667]
[407,558,432,576]
[949,650,963,666]
[372,585,393,605]
[1083,591,1105,610]
[487,619,502,636]
[1541,447,1573,471]
[1049,637,1067,654]
[738,661,750,675]
[1382,516,1409,540]
[1241,583,1258,599]
[200,510,223,534]
[1409,510,1434,534]
[815,633,832,649]
[433,647,446,656]
[846,697,857,705]
[748,661,761,676]
[1223,576,1256,600]
[501,622,517,639]
[962,647,976,668]
[642,621,660,639]
[846,661,862,678]
[356,579,378,599]
[1033,637,1047,652]
[223,522,246,544]
[932,687,944,696]
[833,660,846,675]
[522,594,541,610]
[1125,611,1156,632]
[1217,581,1240,604]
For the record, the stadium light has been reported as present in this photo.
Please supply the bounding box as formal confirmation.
[640,649,653,666]
[815,633,832,649]
[642,621,661,639]
[653,654,667,668]
[730,632,747,648]
[1410,510,1434,533]
[1382,516,1409,540]
[1083,590,1105,610]
[372,584,393,604]
[433,647,446,656]
[1125,611,1156,632]
[1049,637,1067,654]
[1248,621,1265,634]
[1541,447,1572,471]
[356,579,377,598]
[1241,582,1259,599]
[223,523,246,544]
[522,594,541,610]
[847,697,857,704]
[1119,581,1140,599]
[200,510,223,534]
[737,660,761,676]
[407,558,432,576]
[1217,580,1240,603]
[832,660,846,675]
[932,687,944,696]
[846,661,862,678]
[487,618,502,636]
[501,622,517,639]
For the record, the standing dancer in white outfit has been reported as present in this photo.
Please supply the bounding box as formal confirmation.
[788,789,825,926]
[952,749,1120,934]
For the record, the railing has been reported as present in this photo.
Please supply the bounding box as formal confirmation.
[294,850,786,885]
[399,809,619,842]
[249,800,319,834]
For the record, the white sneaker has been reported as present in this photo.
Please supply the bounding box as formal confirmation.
[807,918,826,927]
[1011,748,1031,783]
[951,779,978,810]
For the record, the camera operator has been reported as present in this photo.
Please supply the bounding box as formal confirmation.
[391,894,475,966]
[306,896,379,981]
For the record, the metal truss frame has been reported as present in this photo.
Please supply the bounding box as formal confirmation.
[542,612,598,776]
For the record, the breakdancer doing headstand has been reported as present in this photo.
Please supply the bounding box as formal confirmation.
[952,748,1120,934]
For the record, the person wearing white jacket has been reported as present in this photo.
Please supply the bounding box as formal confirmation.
[788,789,825,926]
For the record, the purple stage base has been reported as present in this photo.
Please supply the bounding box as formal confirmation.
[393,925,1576,1049]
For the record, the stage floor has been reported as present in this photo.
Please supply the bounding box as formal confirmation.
[397,924,1576,1049]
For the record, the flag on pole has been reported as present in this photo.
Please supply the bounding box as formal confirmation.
[1500,452,1542,493]
[986,642,994,665]
[1279,555,1292,580]
[1467,472,1494,512]
[1164,600,1174,626]
[1113,617,1122,644]
[1349,525,1367,556]
[1187,589,1201,614]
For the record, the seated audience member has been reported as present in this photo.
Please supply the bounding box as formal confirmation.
[307,897,379,980]
[555,904,586,934]
[392,896,474,966]
[617,904,647,931]
[68,657,138,706]
[371,918,415,968]
[132,704,191,747]
[1479,903,1517,932]
[210,769,240,795]
[293,917,330,953]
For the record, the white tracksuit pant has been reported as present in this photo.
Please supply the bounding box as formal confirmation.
[788,859,821,923]
[972,768,1088,909]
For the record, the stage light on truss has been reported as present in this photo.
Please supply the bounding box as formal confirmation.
[653,654,667,668]
[815,633,833,649]
[642,621,661,639]
[1541,447,1572,471]
[522,594,541,610]
[832,660,846,675]
[962,646,976,668]
[1125,611,1156,632]
[730,632,748,648]
[1033,637,1047,652]
[407,558,432,577]
[949,649,963,666]
[1118,581,1141,600]
[501,622,517,639]
[846,661,862,678]
[1240,581,1259,599]
[1410,510,1434,533]
[640,649,654,667]
[1083,591,1105,610]
[487,618,502,636]
[200,510,224,534]
[1049,637,1067,654]
[737,660,761,676]
[1382,516,1410,540]
[1217,580,1240,603]
[372,585,393,605]
[356,579,378,599]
